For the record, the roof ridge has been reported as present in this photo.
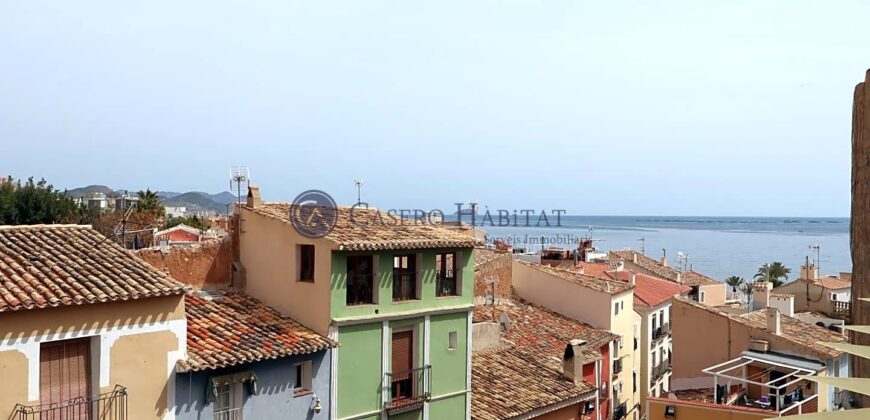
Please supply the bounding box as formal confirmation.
[0,224,92,230]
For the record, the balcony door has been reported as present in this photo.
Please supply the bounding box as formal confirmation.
[391,330,414,401]
[40,338,92,419]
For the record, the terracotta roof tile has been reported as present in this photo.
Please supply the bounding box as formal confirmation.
[247,204,480,251]
[609,250,719,286]
[179,292,337,372]
[473,298,617,357]
[605,271,691,308]
[474,247,508,270]
[472,345,595,420]
[518,261,633,295]
[0,225,187,312]
[676,296,845,360]
[812,276,851,290]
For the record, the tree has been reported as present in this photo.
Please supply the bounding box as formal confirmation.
[739,281,755,306]
[135,188,165,216]
[0,177,83,225]
[754,262,791,288]
[725,276,745,293]
[165,215,210,230]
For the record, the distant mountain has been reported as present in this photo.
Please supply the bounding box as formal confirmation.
[66,185,116,198]
[157,191,182,199]
[210,191,238,205]
[162,192,228,214]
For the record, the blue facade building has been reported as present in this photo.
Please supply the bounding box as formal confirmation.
[173,292,336,420]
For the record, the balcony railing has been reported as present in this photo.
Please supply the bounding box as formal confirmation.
[385,365,431,413]
[14,385,127,420]
[651,363,671,382]
[832,300,851,319]
[213,407,241,420]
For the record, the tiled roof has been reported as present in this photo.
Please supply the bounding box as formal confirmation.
[246,203,481,251]
[570,261,611,279]
[676,297,845,360]
[518,260,633,295]
[472,345,595,420]
[812,276,851,290]
[473,297,617,357]
[0,225,187,312]
[179,292,337,372]
[609,250,720,286]
[606,271,691,308]
[770,292,794,299]
[474,247,508,270]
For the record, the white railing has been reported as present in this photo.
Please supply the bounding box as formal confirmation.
[214,407,242,420]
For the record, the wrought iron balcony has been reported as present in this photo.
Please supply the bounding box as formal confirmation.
[14,385,127,420]
[651,362,671,382]
[385,365,431,413]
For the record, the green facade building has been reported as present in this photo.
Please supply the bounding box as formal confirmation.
[238,197,477,420]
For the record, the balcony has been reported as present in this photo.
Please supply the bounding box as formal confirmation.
[14,385,127,420]
[613,402,628,420]
[651,362,671,382]
[385,365,431,414]
[832,300,851,320]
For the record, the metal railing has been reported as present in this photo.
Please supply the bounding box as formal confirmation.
[213,407,242,420]
[652,363,670,381]
[436,271,457,297]
[14,385,127,420]
[385,365,431,413]
[347,272,375,305]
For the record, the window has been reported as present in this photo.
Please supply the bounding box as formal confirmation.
[293,361,313,396]
[700,291,706,303]
[436,252,458,297]
[347,255,375,305]
[40,338,92,409]
[448,331,458,350]
[299,245,315,282]
[614,301,620,315]
[213,382,244,419]
[393,255,417,301]
[633,369,637,393]
[391,330,414,400]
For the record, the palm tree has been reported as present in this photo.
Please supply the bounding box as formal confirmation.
[754,262,791,288]
[725,276,745,293]
[135,189,165,216]
[739,281,755,306]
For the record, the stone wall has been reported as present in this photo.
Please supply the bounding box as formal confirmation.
[473,248,513,300]
[135,236,233,289]
[851,69,870,407]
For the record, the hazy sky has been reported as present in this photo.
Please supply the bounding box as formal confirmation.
[1,1,867,216]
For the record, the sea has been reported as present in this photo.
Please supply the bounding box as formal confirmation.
[467,216,851,281]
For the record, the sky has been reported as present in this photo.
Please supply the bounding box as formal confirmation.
[1,1,868,216]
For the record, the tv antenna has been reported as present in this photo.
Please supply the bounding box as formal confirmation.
[809,243,821,273]
[676,251,689,272]
[637,238,646,255]
[229,166,250,213]
[354,179,363,205]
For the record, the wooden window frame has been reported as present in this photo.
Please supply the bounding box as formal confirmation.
[392,254,418,302]
[293,361,313,397]
[346,255,375,306]
[299,244,315,282]
[435,252,458,297]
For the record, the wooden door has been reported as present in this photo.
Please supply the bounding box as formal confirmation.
[40,338,92,419]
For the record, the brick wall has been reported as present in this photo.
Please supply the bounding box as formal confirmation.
[135,236,233,289]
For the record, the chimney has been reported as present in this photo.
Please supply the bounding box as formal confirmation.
[630,273,636,286]
[246,185,261,208]
[800,261,818,280]
[632,253,638,264]
[766,307,781,336]
[615,260,624,272]
[752,281,772,310]
[676,272,681,284]
[661,249,668,267]
[563,339,588,384]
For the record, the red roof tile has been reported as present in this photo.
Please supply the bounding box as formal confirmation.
[605,271,691,308]
[0,225,187,312]
[179,292,337,372]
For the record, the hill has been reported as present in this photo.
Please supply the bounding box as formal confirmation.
[66,185,116,198]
